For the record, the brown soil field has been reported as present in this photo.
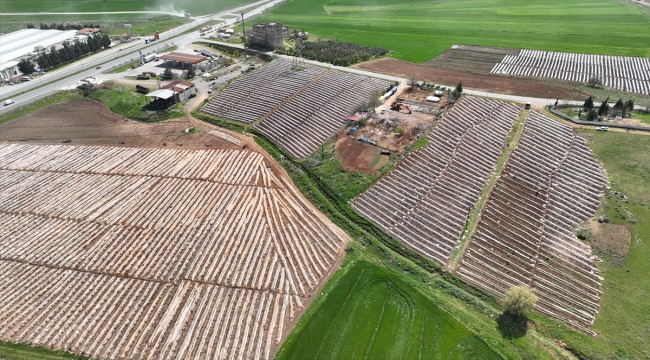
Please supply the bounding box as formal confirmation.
[354,58,590,100]
[0,97,351,359]
[336,137,388,173]
[0,98,241,150]
[586,220,632,262]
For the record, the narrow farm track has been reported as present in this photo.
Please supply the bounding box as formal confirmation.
[457,111,607,334]
[0,143,348,359]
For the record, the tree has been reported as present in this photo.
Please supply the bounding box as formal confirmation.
[587,109,598,121]
[587,75,602,88]
[100,34,112,49]
[164,65,173,78]
[17,59,35,74]
[187,67,196,79]
[449,89,461,102]
[455,81,463,94]
[624,99,634,118]
[503,286,538,318]
[612,98,624,118]
[583,96,594,111]
[598,97,610,117]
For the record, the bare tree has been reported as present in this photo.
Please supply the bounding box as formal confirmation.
[587,75,602,88]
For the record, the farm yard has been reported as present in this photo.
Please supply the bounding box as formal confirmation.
[251,0,650,63]
[352,97,521,266]
[457,111,608,334]
[0,143,348,360]
[201,59,391,158]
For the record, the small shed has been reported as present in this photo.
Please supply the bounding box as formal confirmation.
[146,89,177,108]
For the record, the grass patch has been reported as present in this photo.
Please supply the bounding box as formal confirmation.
[630,110,650,124]
[0,90,82,126]
[0,340,89,360]
[276,259,500,360]
[301,139,395,202]
[0,0,256,17]
[249,0,650,63]
[88,82,185,121]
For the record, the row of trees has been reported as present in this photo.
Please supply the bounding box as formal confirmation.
[581,96,634,121]
[28,23,101,30]
[33,35,112,71]
[298,40,388,67]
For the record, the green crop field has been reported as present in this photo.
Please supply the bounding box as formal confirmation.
[276,259,499,360]
[0,0,253,16]
[251,0,650,62]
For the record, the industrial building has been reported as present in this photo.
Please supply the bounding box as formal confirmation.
[250,22,290,47]
[0,28,86,81]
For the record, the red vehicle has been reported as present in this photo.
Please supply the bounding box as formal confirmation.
[96,66,102,69]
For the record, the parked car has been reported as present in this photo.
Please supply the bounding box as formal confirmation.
[4,99,15,106]
[596,126,609,131]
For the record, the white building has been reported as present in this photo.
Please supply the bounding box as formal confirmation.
[0,29,78,80]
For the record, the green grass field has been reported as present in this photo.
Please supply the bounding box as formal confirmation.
[276,259,499,360]
[0,0,254,16]
[586,131,650,359]
[251,0,650,62]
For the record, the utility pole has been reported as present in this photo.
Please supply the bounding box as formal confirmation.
[241,12,247,52]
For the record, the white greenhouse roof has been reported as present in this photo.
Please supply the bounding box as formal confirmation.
[0,29,78,67]
[145,89,176,99]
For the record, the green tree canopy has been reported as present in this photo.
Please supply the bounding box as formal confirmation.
[503,286,538,318]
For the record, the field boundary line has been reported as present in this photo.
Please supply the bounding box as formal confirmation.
[0,166,286,189]
[448,108,528,269]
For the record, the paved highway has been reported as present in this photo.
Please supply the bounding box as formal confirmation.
[0,0,283,115]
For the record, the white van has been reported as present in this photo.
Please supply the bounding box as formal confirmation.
[3,99,15,106]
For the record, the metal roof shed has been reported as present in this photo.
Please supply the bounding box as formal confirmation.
[145,89,176,99]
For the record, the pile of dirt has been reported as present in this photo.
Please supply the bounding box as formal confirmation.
[336,137,388,173]
[354,58,590,100]
[584,220,632,265]
[0,98,240,150]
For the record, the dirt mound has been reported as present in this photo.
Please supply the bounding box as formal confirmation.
[584,220,631,265]
[336,137,388,173]
[354,58,589,100]
[0,97,239,150]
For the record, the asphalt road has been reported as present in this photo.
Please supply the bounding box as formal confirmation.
[0,0,282,115]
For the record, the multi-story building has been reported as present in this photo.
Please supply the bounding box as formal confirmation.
[250,22,290,47]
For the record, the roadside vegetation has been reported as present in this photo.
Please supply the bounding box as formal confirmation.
[251,0,650,62]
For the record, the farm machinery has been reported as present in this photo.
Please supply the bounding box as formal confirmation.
[390,102,412,114]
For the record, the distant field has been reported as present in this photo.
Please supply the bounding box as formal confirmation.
[0,0,253,16]
[252,0,650,62]
[0,14,189,35]
[276,260,499,360]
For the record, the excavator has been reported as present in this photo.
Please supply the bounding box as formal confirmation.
[390,102,412,114]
